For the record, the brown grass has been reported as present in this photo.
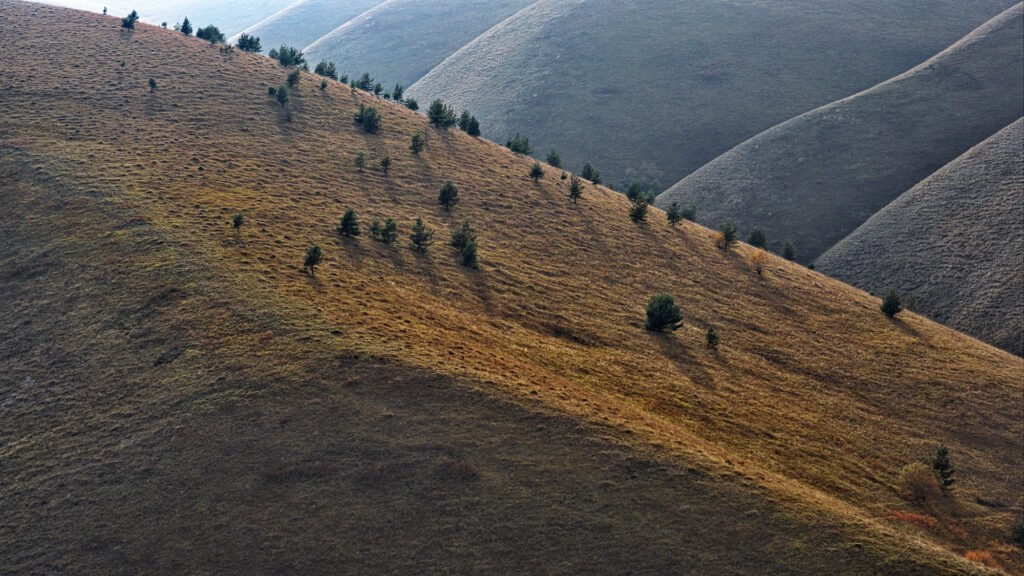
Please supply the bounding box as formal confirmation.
[1,2,1021,573]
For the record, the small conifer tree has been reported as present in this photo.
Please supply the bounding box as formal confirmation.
[706,326,720,351]
[438,181,459,211]
[409,218,435,252]
[506,133,531,154]
[392,84,404,102]
[380,155,391,175]
[121,10,139,29]
[881,290,903,318]
[337,209,360,237]
[718,222,738,249]
[568,174,584,204]
[466,116,481,137]
[236,33,261,52]
[410,132,425,155]
[460,238,478,268]
[148,78,157,92]
[427,100,457,128]
[459,111,471,131]
[529,162,544,183]
[450,219,476,250]
[304,244,323,275]
[314,60,338,80]
[782,241,796,261]
[354,152,366,172]
[666,201,683,227]
[180,17,192,36]
[353,104,382,133]
[275,84,289,106]
[645,294,683,332]
[405,98,419,111]
[931,444,955,490]
[232,212,244,232]
[287,69,301,88]
[747,227,767,248]
[546,149,562,169]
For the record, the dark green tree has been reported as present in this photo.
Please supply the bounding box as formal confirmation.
[269,44,305,67]
[747,227,767,248]
[275,84,289,106]
[392,84,404,102]
[931,444,955,490]
[529,162,544,183]
[466,116,481,137]
[881,290,903,318]
[706,326,720,350]
[428,99,457,128]
[460,238,478,268]
[568,174,584,204]
[719,222,738,249]
[370,218,398,244]
[410,132,425,154]
[459,111,471,131]
[372,82,383,96]
[666,201,683,227]
[380,155,391,175]
[506,133,531,154]
[409,218,435,252]
[180,17,192,36]
[236,33,261,52]
[287,69,301,87]
[314,60,337,80]
[354,72,374,90]
[232,212,244,232]
[353,104,381,134]
[438,181,459,211]
[546,149,562,169]
[629,191,652,223]
[450,219,477,250]
[304,244,323,275]
[148,77,157,92]
[337,209,360,237]
[121,10,139,29]
[782,240,796,261]
[196,25,224,44]
[405,98,419,111]
[645,294,683,332]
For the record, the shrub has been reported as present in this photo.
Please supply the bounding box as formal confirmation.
[409,218,435,252]
[179,17,192,36]
[706,326,720,350]
[666,201,683,227]
[881,290,902,318]
[196,25,224,44]
[269,44,305,68]
[236,33,261,52]
[232,212,244,231]
[581,162,601,184]
[460,238,478,268]
[410,132,425,154]
[547,149,562,169]
[450,219,476,250]
[314,60,337,80]
[392,84,404,102]
[718,222,737,249]
[506,133,531,154]
[354,104,382,134]
[339,73,349,84]
[354,152,366,172]
[405,98,419,111]
[287,69,301,87]
[121,10,139,29]
[466,116,481,137]
[568,174,584,204]
[645,294,682,332]
[380,155,391,175]
[750,249,768,275]
[931,444,955,490]
[438,181,459,211]
[337,209,360,237]
[782,240,796,261]
[370,218,398,244]
[303,245,323,275]
[275,84,288,106]
[148,78,157,92]
[680,204,696,221]
[428,99,457,128]
[898,461,941,502]
[529,162,544,183]
[747,227,767,248]
[320,79,328,90]
[884,510,937,530]
[963,550,997,568]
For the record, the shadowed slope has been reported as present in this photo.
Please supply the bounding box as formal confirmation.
[817,118,1024,356]
[227,0,386,55]
[1,2,1021,573]
[303,0,534,88]
[657,4,1024,263]
[408,0,1015,190]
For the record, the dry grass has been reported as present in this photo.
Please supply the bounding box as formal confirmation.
[1,2,1022,573]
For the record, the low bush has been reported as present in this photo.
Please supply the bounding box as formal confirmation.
[897,461,941,502]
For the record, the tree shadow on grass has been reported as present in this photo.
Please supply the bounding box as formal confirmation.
[653,331,716,391]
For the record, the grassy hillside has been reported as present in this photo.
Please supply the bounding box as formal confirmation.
[36,0,294,35]
[2,2,1022,573]
[407,0,1015,191]
[303,0,534,88]
[227,0,386,56]
[816,119,1024,356]
[656,4,1024,263]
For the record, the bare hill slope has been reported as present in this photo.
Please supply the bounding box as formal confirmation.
[2,2,1022,573]
[408,0,1015,190]
[228,0,386,55]
[817,118,1024,356]
[656,4,1024,263]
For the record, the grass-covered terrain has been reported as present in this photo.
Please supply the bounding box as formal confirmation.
[2,2,1022,573]
[228,0,386,57]
[304,0,534,89]
[408,0,1015,190]
[37,0,293,35]
[656,4,1024,263]
[817,119,1023,357]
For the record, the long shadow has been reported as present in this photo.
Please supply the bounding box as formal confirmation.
[653,332,716,391]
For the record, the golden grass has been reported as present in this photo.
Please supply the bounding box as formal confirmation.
[1,2,1021,572]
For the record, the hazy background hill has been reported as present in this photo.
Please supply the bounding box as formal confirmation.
[656,3,1024,262]
[228,0,385,55]
[36,0,293,35]
[407,0,1016,190]
[303,0,534,89]
[817,119,1024,356]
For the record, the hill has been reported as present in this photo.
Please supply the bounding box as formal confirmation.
[303,0,534,89]
[227,0,386,56]
[407,0,1016,191]
[2,2,1022,573]
[656,4,1024,263]
[816,119,1024,357]
[36,0,294,35]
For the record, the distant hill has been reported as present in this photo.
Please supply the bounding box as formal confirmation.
[228,0,386,55]
[656,4,1024,262]
[35,0,295,35]
[2,2,1022,573]
[304,0,534,88]
[817,119,1024,356]
[408,0,1016,190]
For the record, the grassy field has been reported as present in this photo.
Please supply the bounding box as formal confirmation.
[1,2,1022,573]
[303,0,534,88]
[656,4,1024,263]
[227,0,386,56]
[408,0,1015,191]
[817,118,1023,356]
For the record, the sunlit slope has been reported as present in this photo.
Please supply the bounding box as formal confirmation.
[657,4,1024,262]
[304,0,534,88]
[1,2,1021,573]
[408,0,1015,190]
[35,0,294,35]
[817,118,1024,356]
[228,0,386,55]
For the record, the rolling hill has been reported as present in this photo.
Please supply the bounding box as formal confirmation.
[227,0,386,56]
[303,0,534,89]
[816,119,1024,357]
[407,0,1016,191]
[2,2,1022,573]
[36,0,294,35]
[656,4,1024,263]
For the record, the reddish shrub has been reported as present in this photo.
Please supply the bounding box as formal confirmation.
[885,510,937,530]
[964,550,997,568]
[438,456,479,481]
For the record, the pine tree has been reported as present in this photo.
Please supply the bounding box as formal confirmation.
[459,111,471,131]
[529,162,544,183]
[304,245,323,275]
[405,98,419,111]
[180,17,192,36]
[148,78,157,92]
[782,241,796,261]
[353,104,381,134]
[392,84,404,102]
[747,227,767,248]
[337,209,360,237]
[719,222,738,249]
[410,132,425,155]
[506,133,531,154]
[546,149,562,169]
[287,69,301,87]
[354,72,373,91]
[380,155,391,175]
[232,212,244,232]
[121,10,139,29]
[236,33,261,52]
[645,294,683,332]
[314,60,338,80]
[931,444,955,490]
[354,152,366,172]
[466,116,481,137]
[666,201,683,227]
[196,25,224,44]
[881,290,903,318]
[275,84,289,107]
[568,174,584,204]
[409,218,435,252]
[438,181,459,211]
[428,100,457,128]
[706,326,720,351]
[450,219,476,250]
[460,238,478,268]
[581,163,595,181]
[370,218,398,244]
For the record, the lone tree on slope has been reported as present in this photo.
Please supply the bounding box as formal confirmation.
[337,209,361,237]
[645,294,683,332]
[304,244,323,275]
[529,162,545,183]
[881,290,903,318]
[438,181,459,211]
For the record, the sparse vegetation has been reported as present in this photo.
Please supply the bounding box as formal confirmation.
[645,294,683,332]
[354,152,366,172]
[547,149,562,169]
[706,326,720,351]
[898,461,942,503]
[747,227,767,248]
[931,444,955,490]
[236,33,261,53]
[370,218,398,244]
[409,218,435,252]
[751,250,768,275]
[121,10,138,29]
[275,84,288,107]
[529,162,544,183]
[1012,514,1024,545]
[438,181,459,212]
[337,209,360,237]
[717,222,737,250]
[353,104,382,134]
[410,132,425,155]
[506,133,531,155]
[428,100,457,128]
[380,155,391,175]
[303,244,323,275]
[287,69,301,88]
[881,290,903,318]
[269,45,306,68]
[314,60,338,80]
[195,25,224,45]
[666,201,682,227]
[232,212,244,232]
[568,174,584,204]
[680,204,696,221]
[782,241,796,261]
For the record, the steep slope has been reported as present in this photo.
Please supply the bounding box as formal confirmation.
[2,2,1022,573]
[657,4,1024,263]
[303,0,534,88]
[408,0,1015,191]
[227,0,386,55]
[36,0,294,35]
[816,119,1024,356]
